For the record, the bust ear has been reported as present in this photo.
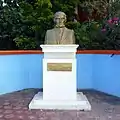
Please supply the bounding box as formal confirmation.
[64,16,67,23]
[64,19,67,23]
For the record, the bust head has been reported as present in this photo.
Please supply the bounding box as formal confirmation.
[54,11,67,28]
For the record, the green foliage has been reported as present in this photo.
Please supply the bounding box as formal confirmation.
[68,0,120,50]
[14,35,37,49]
[0,0,54,49]
[1,0,120,50]
[0,0,22,49]
[66,21,101,49]
[79,0,108,20]
[93,0,120,50]
[1,0,80,49]
[109,0,120,17]
[51,0,80,21]
[13,0,53,49]
[95,19,120,50]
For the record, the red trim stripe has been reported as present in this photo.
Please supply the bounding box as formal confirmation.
[0,50,119,55]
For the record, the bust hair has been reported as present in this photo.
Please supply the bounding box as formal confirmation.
[54,11,67,22]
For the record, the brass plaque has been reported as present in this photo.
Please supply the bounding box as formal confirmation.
[47,63,72,71]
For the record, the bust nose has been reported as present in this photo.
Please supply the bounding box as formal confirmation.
[57,19,61,23]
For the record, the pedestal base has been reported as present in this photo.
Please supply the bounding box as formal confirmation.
[29,92,91,111]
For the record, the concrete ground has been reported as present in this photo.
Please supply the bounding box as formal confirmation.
[0,89,120,120]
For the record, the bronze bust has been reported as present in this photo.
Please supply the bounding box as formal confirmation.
[44,11,75,44]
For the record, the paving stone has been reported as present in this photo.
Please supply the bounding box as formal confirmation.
[0,89,120,120]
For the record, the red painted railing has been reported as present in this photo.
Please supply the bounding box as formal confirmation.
[0,50,120,55]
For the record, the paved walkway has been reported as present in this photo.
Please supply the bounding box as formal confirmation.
[0,89,120,120]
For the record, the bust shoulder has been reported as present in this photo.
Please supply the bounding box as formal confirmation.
[65,27,74,32]
[46,29,53,33]
[64,27,74,35]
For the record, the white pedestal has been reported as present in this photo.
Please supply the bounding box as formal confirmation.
[29,92,91,110]
[29,45,91,111]
[43,59,76,101]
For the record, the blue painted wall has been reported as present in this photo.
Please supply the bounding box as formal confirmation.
[0,54,43,95]
[93,54,120,97]
[0,54,120,97]
[77,54,93,89]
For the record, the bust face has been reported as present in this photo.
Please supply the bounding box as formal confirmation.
[54,12,66,28]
